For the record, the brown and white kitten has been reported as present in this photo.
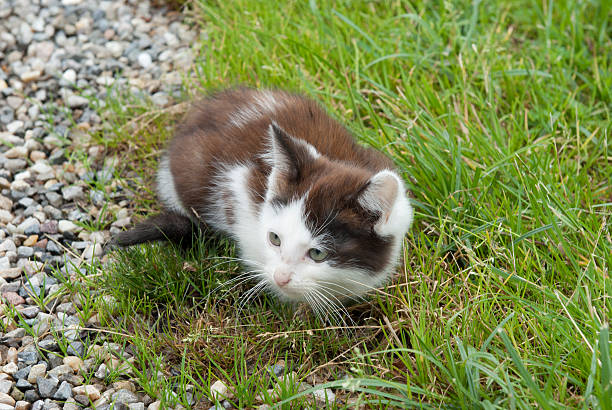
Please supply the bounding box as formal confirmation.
[115,88,414,305]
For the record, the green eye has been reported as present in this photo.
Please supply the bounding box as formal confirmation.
[269,232,281,246]
[308,248,328,262]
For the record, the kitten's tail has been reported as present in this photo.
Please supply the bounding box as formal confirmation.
[112,211,199,248]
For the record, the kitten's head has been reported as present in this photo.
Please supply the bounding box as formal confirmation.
[255,123,413,304]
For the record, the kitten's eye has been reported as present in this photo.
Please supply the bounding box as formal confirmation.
[308,248,328,262]
[269,232,281,246]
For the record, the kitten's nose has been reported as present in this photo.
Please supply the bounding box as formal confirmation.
[273,269,293,287]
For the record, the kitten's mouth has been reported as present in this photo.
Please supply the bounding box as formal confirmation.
[271,282,306,301]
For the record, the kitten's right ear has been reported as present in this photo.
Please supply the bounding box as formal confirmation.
[268,122,319,182]
[357,170,414,236]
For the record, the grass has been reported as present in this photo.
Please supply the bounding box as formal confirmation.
[56,0,612,408]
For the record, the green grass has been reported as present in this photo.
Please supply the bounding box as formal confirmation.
[80,0,612,407]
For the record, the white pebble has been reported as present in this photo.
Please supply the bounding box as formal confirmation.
[66,95,89,108]
[62,69,77,83]
[58,220,78,233]
[138,52,152,69]
[19,70,42,82]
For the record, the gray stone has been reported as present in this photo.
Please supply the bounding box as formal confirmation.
[44,192,63,208]
[36,376,58,398]
[268,363,285,378]
[4,159,27,172]
[17,246,34,258]
[15,379,33,391]
[0,256,11,271]
[94,363,107,379]
[61,185,84,201]
[66,95,89,108]
[112,389,138,405]
[47,364,73,379]
[48,150,65,165]
[20,305,40,318]
[46,240,61,254]
[0,256,11,270]
[38,338,58,351]
[25,392,40,403]
[53,381,72,400]
[74,394,89,405]
[13,365,31,380]
[17,349,39,365]
[30,162,53,175]
[24,223,41,236]
[0,239,16,253]
[66,341,84,356]
[0,107,14,124]
[0,379,12,394]
[18,197,34,207]
[40,220,58,234]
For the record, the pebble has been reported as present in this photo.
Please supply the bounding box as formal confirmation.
[4,146,28,158]
[0,392,14,406]
[138,52,153,68]
[20,71,42,83]
[62,69,77,84]
[94,363,108,379]
[112,389,138,405]
[82,243,103,259]
[72,385,100,401]
[66,95,89,108]
[1,363,17,375]
[28,363,47,383]
[0,0,200,407]
[0,239,16,253]
[53,381,72,400]
[0,380,12,394]
[210,380,233,401]
[313,387,336,403]
[63,356,83,372]
[36,377,58,398]
[2,291,25,305]
[58,220,78,233]
[61,186,84,201]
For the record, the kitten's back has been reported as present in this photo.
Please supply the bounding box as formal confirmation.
[168,88,393,213]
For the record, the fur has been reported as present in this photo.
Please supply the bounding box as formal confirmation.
[116,88,414,306]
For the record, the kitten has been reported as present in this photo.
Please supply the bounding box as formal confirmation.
[115,88,414,305]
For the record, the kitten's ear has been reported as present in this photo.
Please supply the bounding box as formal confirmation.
[268,122,319,181]
[357,170,407,227]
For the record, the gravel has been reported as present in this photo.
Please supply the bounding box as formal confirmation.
[0,0,197,407]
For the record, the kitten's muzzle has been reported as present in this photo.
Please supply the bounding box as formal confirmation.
[273,268,293,287]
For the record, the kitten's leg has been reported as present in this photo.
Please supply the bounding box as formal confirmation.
[113,211,200,248]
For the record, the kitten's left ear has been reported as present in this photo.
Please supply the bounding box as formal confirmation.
[268,122,319,182]
[358,170,413,235]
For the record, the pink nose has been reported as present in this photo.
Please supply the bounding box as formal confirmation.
[273,269,293,287]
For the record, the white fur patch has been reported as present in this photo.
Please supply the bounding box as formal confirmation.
[360,170,413,289]
[371,170,414,238]
[207,164,258,236]
[228,90,284,129]
[213,165,413,306]
[249,197,395,303]
[358,170,413,238]
[156,155,189,217]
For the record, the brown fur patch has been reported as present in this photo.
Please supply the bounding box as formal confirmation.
[165,87,397,272]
